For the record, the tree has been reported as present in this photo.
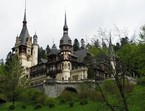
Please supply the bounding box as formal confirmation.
[38,47,47,61]
[89,29,131,111]
[114,42,120,52]
[5,51,12,65]
[73,39,80,51]
[0,59,4,65]
[80,39,85,49]
[120,37,129,46]
[102,38,107,48]
[118,43,145,77]
[0,55,24,106]
[45,45,51,55]
[139,25,145,41]
[94,39,100,48]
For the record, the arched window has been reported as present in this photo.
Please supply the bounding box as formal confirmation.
[62,63,64,70]
[68,63,70,70]
[64,63,67,69]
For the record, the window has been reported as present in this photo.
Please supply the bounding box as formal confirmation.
[28,49,30,52]
[64,63,67,69]
[62,63,64,70]
[53,66,56,70]
[68,63,70,70]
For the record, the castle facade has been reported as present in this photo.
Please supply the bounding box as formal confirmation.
[12,10,90,85]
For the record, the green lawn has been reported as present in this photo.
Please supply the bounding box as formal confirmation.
[0,101,110,111]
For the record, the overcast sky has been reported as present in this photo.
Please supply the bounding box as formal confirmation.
[0,0,145,60]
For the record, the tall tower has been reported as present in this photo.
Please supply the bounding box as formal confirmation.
[59,13,72,80]
[12,8,38,78]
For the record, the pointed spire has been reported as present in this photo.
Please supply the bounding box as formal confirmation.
[109,34,112,46]
[63,12,68,31]
[52,44,57,49]
[35,30,37,35]
[59,12,72,47]
[19,0,30,45]
[34,31,37,37]
[109,32,114,60]
[53,39,54,44]
[64,12,67,26]
[23,0,27,25]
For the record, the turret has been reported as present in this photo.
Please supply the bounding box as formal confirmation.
[32,33,38,66]
[33,32,38,45]
[59,13,72,80]
[59,13,72,52]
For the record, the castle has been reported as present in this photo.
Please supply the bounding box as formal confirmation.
[12,9,90,85]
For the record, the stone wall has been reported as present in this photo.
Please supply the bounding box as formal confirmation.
[33,80,96,98]
[43,82,79,97]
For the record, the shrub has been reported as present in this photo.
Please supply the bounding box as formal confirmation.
[124,82,134,93]
[34,104,42,110]
[137,77,145,86]
[36,94,47,105]
[78,90,89,100]
[60,91,76,102]
[9,105,15,110]
[69,101,74,107]
[103,80,119,95]
[48,103,55,108]
[21,105,26,109]
[89,90,103,101]
[45,98,56,108]
[80,100,88,105]
[20,88,46,104]
[78,83,97,100]
[59,98,66,105]
[0,93,7,103]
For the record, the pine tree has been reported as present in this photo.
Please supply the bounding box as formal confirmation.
[73,39,80,51]
[0,55,24,106]
[102,39,107,48]
[80,38,85,49]
[94,39,100,48]
[46,45,51,55]
[38,47,47,60]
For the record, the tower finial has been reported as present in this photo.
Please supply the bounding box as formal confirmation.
[25,0,26,11]
[53,39,54,45]
[35,30,36,35]
[63,11,68,31]
[23,0,27,25]
[65,11,67,26]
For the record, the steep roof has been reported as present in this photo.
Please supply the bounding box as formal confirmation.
[74,49,89,62]
[38,58,47,64]
[48,44,59,56]
[19,9,30,45]
[60,13,72,47]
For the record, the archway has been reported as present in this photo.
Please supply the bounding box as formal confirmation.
[64,87,77,94]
